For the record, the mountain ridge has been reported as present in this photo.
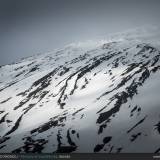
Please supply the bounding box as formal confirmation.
[0,28,160,153]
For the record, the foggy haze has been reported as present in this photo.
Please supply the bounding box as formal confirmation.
[0,0,160,65]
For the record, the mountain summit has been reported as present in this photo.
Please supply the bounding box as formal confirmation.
[0,27,160,153]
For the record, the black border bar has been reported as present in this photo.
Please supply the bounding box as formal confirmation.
[0,153,160,160]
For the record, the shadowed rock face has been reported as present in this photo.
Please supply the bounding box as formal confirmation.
[0,36,160,153]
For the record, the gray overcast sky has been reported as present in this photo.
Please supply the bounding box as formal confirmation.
[0,0,160,65]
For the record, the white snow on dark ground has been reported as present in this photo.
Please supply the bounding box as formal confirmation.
[0,26,160,153]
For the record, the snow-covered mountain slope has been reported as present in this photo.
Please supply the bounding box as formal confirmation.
[0,28,160,153]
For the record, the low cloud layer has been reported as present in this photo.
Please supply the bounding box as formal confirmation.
[0,0,160,65]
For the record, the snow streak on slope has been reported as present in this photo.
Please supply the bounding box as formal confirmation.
[0,28,160,153]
